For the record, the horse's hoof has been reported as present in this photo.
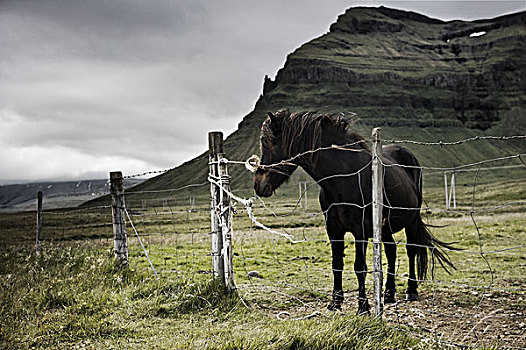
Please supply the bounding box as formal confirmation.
[328,290,344,311]
[327,301,342,312]
[357,299,371,316]
[384,296,396,304]
[356,308,371,316]
[384,290,396,304]
[405,293,418,301]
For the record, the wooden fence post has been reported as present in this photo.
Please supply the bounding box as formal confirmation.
[298,181,308,210]
[298,182,302,208]
[371,127,384,317]
[444,171,457,210]
[303,181,308,210]
[444,172,449,209]
[450,172,456,210]
[217,151,235,291]
[110,171,128,267]
[209,132,225,283]
[36,191,43,253]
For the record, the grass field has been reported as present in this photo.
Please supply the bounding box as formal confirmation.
[1,175,525,349]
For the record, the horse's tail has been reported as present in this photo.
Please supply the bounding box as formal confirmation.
[414,213,457,280]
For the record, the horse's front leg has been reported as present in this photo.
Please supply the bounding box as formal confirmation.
[355,237,370,315]
[327,234,345,311]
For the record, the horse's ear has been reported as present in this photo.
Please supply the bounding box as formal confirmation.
[267,112,277,123]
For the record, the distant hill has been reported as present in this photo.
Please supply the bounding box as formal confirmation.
[90,7,526,203]
[0,179,143,211]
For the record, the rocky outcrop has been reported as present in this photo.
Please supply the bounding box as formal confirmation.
[239,7,525,131]
[126,7,524,195]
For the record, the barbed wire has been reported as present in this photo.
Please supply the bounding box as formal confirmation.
[123,208,210,217]
[431,164,525,175]
[42,222,114,231]
[124,182,208,195]
[123,187,212,280]
[381,200,526,213]
[42,205,112,215]
[207,152,524,240]
[384,134,526,146]
[123,167,178,179]
[210,139,370,172]
[218,135,525,176]
[45,191,110,199]
[212,148,524,225]
[382,153,526,172]
[209,164,525,298]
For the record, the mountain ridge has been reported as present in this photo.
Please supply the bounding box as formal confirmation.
[239,7,524,130]
[88,6,525,203]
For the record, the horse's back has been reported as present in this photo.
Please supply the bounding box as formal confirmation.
[383,144,422,193]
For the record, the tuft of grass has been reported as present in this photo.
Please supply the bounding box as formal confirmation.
[0,247,129,348]
[212,316,419,350]
[0,244,428,349]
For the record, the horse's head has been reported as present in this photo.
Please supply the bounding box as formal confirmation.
[254,111,298,197]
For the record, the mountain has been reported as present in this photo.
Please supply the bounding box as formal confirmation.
[241,7,524,131]
[93,7,526,202]
[0,179,143,211]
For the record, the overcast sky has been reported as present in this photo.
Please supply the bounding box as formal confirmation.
[1,0,524,184]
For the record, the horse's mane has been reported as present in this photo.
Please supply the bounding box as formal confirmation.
[262,110,368,158]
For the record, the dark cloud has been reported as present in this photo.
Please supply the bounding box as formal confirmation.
[0,0,524,182]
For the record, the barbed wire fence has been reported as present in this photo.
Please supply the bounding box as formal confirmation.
[121,182,211,280]
[0,177,139,251]
[0,170,212,282]
[205,131,526,348]
[1,130,524,347]
[0,203,115,258]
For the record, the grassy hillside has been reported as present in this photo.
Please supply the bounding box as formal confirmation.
[87,7,525,204]
[247,8,525,130]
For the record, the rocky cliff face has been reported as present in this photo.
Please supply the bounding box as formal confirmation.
[240,7,525,131]
[122,7,525,196]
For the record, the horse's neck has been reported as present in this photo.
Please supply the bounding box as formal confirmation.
[295,133,371,184]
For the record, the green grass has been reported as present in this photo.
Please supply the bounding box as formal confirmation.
[0,246,423,349]
[1,177,525,349]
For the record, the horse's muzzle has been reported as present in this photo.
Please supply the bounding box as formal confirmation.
[254,181,273,197]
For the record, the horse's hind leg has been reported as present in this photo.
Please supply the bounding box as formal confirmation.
[383,233,397,303]
[405,223,419,301]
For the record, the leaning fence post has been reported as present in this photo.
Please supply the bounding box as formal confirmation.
[217,151,236,291]
[110,171,129,267]
[371,127,384,317]
[36,191,43,253]
[209,132,225,283]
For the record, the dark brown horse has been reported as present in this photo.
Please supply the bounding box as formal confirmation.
[254,110,455,314]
